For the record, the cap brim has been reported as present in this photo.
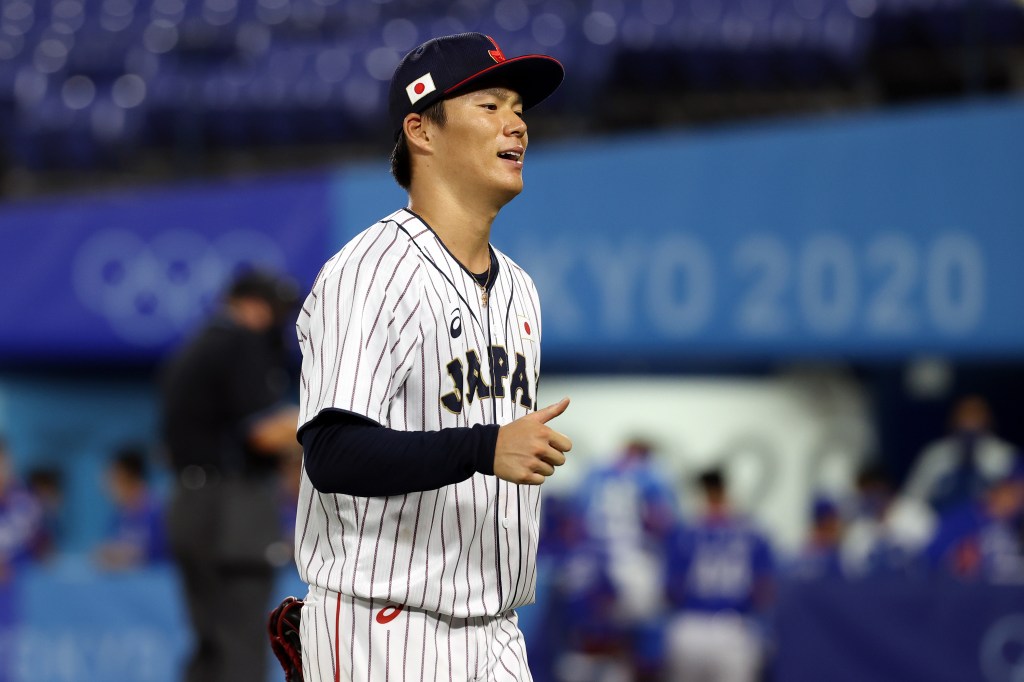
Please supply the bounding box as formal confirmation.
[443,55,565,110]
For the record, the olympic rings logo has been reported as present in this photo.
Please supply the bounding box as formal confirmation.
[72,228,287,346]
[981,614,1024,682]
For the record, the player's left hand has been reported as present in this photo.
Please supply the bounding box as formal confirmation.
[493,397,572,485]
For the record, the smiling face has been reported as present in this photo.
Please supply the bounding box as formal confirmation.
[427,86,528,207]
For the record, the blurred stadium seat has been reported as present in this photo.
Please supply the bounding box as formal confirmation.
[1,0,1020,174]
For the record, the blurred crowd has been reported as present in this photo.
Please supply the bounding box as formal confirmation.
[1,387,1022,682]
[0,436,302,576]
[529,394,1024,682]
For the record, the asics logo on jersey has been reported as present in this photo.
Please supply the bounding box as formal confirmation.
[441,346,534,414]
[375,604,405,625]
[449,309,462,338]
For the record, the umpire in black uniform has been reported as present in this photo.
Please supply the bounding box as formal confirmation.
[160,268,301,682]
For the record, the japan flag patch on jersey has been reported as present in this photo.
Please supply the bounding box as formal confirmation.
[519,316,535,343]
[406,73,436,105]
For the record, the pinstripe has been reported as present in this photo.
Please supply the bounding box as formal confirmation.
[510,492,525,608]
[436,484,449,613]
[464,618,471,679]
[386,494,407,600]
[404,492,424,605]
[450,484,464,615]
[431,612,442,682]
[479,475,491,615]
[446,613,454,681]
[318,231,370,417]
[473,619,482,681]
[419,606,427,682]
[333,494,347,585]
[347,230,401,415]
[367,496,390,682]
[377,298,422,415]
[401,602,411,682]
[500,484,512,612]
[366,597,374,682]
[420,489,442,609]
[334,594,342,682]
[465,476,479,615]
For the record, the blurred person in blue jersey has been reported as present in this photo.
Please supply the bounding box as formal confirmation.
[160,268,302,682]
[94,445,167,570]
[0,437,44,682]
[843,464,935,579]
[903,395,1018,515]
[25,466,64,561]
[0,437,43,580]
[785,496,847,581]
[664,468,776,682]
[923,457,1024,583]
[532,494,624,682]
[573,437,681,680]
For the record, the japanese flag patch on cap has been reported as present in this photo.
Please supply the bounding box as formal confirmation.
[406,73,436,105]
[388,32,564,140]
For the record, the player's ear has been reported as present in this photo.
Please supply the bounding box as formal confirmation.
[404,112,431,153]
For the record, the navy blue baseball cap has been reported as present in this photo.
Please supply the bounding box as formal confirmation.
[388,33,564,140]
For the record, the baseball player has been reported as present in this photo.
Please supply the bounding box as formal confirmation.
[292,33,570,681]
[663,469,776,682]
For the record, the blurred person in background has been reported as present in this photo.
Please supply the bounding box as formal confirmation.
[93,445,167,570]
[0,437,43,581]
[573,437,680,680]
[25,466,64,561]
[160,268,301,682]
[266,449,303,571]
[535,495,623,682]
[842,464,935,578]
[664,468,776,682]
[0,437,44,682]
[786,496,847,581]
[903,395,1018,515]
[923,458,1024,583]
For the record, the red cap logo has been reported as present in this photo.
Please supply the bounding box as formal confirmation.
[486,35,506,63]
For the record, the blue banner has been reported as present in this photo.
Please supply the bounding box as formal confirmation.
[774,577,1024,682]
[335,98,1024,363]
[4,564,1023,682]
[0,174,330,361]
[1,98,1022,363]
[0,559,306,682]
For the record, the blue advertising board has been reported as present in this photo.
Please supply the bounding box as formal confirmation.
[3,564,1023,682]
[0,173,330,361]
[335,98,1024,364]
[773,577,1024,682]
[1,98,1022,364]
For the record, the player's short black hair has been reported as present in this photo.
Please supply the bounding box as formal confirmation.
[112,445,148,481]
[697,468,725,494]
[390,99,448,191]
[27,467,62,491]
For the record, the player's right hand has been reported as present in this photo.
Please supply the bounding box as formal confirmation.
[493,398,572,485]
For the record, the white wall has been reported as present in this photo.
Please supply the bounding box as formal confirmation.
[538,369,873,552]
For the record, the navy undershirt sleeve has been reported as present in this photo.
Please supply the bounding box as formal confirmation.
[300,412,499,497]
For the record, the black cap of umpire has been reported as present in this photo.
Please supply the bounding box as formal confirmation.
[225,267,300,322]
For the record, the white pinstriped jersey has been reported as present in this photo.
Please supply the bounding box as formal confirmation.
[294,208,543,619]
